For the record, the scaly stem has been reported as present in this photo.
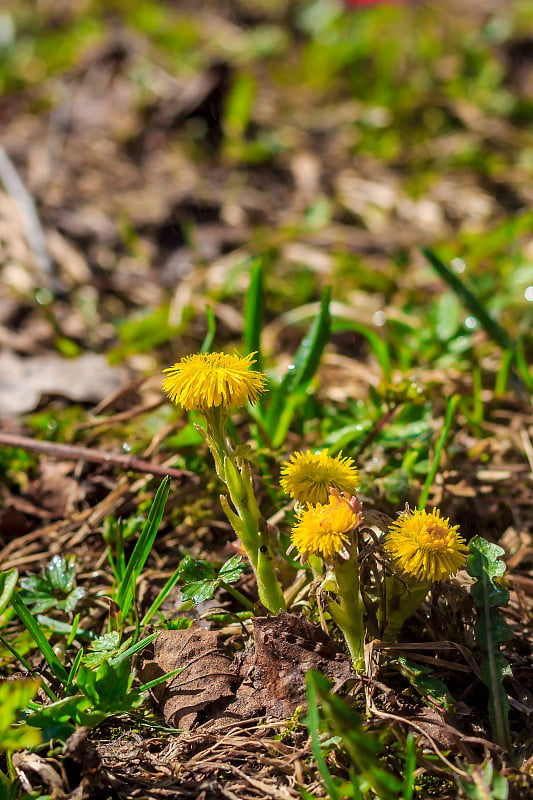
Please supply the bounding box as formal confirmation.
[256,517,286,612]
[328,547,365,672]
[201,408,285,613]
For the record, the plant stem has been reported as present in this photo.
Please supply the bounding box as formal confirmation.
[381,576,431,641]
[257,518,286,612]
[328,549,365,672]
[203,408,286,613]
[219,581,256,613]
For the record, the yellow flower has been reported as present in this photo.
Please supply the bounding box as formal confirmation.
[384,508,468,582]
[291,492,361,561]
[280,450,360,506]
[162,352,267,411]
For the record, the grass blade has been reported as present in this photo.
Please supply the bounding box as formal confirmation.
[418,394,460,510]
[305,671,340,800]
[110,632,159,664]
[515,335,533,392]
[421,248,514,351]
[331,318,392,381]
[137,667,183,694]
[200,305,217,354]
[10,591,69,685]
[0,569,18,614]
[265,287,331,446]
[140,566,183,627]
[402,733,416,800]
[244,258,264,370]
[306,670,403,800]
[116,477,170,625]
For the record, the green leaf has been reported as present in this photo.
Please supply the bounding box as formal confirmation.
[178,555,215,584]
[265,287,331,447]
[0,569,18,615]
[45,554,76,593]
[467,536,513,751]
[0,679,42,752]
[244,258,264,370]
[468,538,507,606]
[116,476,170,624]
[82,631,123,668]
[76,659,140,713]
[180,580,217,604]
[218,555,247,585]
[19,556,85,614]
[397,657,454,711]
[27,695,90,741]
[10,591,69,685]
[34,614,95,640]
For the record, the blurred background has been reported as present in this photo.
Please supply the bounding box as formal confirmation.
[1,0,533,540]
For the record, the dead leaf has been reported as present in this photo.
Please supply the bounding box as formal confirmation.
[227,613,352,721]
[0,351,127,416]
[140,628,236,730]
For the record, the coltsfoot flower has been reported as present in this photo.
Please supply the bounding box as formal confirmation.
[280,449,360,506]
[384,507,468,582]
[162,351,267,411]
[291,492,362,561]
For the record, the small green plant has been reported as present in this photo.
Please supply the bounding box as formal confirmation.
[163,351,286,613]
[396,656,454,712]
[113,477,170,632]
[177,554,252,610]
[467,536,513,752]
[19,555,86,615]
[0,679,42,752]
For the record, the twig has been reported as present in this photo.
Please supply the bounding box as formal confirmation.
[0,145,53,279]
[0,431,196,482]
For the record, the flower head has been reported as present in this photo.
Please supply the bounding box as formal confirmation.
[291,492,361,561]
[280,450,360,506]
[162,352,267,412]
[384,508,468,582]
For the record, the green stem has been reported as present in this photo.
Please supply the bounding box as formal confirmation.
[382,575,431,641]
[204,406,230,478]
[328,549,365,672]
[202,408,286,613]
[219,581,256,613]
[257,518,286,612]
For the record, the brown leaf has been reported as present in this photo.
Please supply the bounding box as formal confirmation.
[139,628,236,730]
[227,613,352,721]
[0,351,127,416]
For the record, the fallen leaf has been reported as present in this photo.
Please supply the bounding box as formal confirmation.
[228,613,352,721]
[140,628,236,730]
[0,351,127,416]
